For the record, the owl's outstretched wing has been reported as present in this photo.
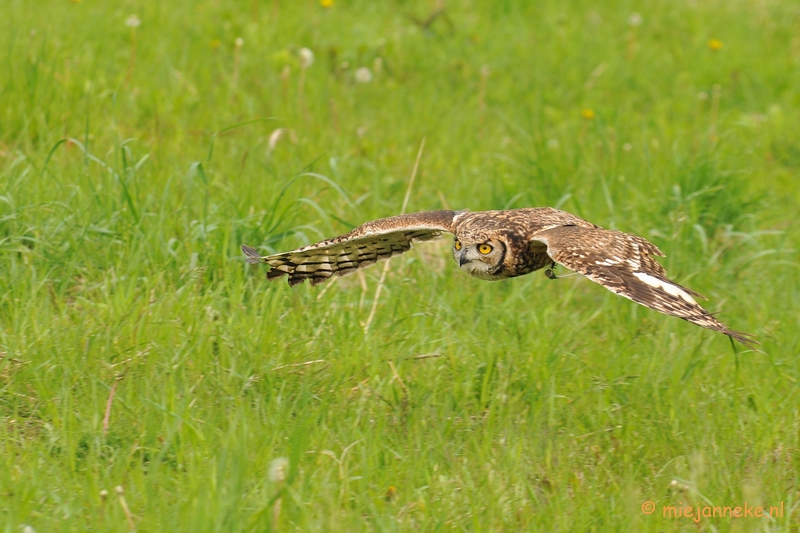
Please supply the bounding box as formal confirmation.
[243,210,462,287]
[530,225,758,350]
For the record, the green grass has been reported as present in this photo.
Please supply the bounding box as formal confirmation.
[1,0,798,530]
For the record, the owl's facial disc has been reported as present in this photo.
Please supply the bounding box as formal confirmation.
[453,238,505,280]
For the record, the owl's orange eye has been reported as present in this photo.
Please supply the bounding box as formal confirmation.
[478,243,493,254]
[454,240,462,250]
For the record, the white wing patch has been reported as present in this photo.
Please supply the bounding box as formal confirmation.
[530,224,757,349]
[633,271,698,304]
[595,256,627,266]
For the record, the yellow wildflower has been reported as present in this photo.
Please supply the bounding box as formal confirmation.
[210,39,221,49]
[708,39,723,51]
[320,0,333,7]
[582,109,595,120]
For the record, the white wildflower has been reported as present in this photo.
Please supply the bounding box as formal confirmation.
[125,15,141,28]
[269,457,289,482]
[268,129,285,152]
[355,67,373,83]
[628,12,642,26]
[298,48,314,68]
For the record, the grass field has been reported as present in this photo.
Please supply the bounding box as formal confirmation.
[1,0,799,530]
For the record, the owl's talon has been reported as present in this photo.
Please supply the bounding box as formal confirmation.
[545,262,558,279]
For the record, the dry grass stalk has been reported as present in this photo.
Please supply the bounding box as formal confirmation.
[272,359,326,371]
[388,360,409,399]
[115,486,135,530]
[363,137,426,334]
[710,83,722,142]
[412,353,442,360]
[232,38,244,87]
[102,379,118,436]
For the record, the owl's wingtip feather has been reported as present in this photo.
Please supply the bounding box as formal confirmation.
[724,329,760,352]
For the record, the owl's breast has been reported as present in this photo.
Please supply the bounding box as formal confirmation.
[498,247,552,279]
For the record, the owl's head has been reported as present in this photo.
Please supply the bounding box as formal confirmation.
[452,237,506,280]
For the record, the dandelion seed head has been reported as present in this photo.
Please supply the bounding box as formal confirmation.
[125,15,141,28]
[698,91,708,100]
[298,48,314,68]
[547,138,560,150]
[235,37,244,48]
[99,489,109,500]
[355,67,373,83]
[622,143,632,151]
[628,12,642,26]
[269,457,289,482]
[267,128,285,153]
[740,113,762,128]
[22,525,36,533]
[114,485,125,495]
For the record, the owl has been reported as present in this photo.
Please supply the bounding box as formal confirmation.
[242,208,758,349]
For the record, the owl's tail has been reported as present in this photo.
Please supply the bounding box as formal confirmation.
[241,244,264,264]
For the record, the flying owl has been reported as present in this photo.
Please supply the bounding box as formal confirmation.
[242,208,757,349]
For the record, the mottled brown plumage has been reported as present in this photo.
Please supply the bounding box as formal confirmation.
[242,207,758,349]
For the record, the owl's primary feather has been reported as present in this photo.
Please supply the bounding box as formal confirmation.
[242,210,459,287]
[242,207,758,349]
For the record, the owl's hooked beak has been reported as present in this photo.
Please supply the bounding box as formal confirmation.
[458,250,468,267]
